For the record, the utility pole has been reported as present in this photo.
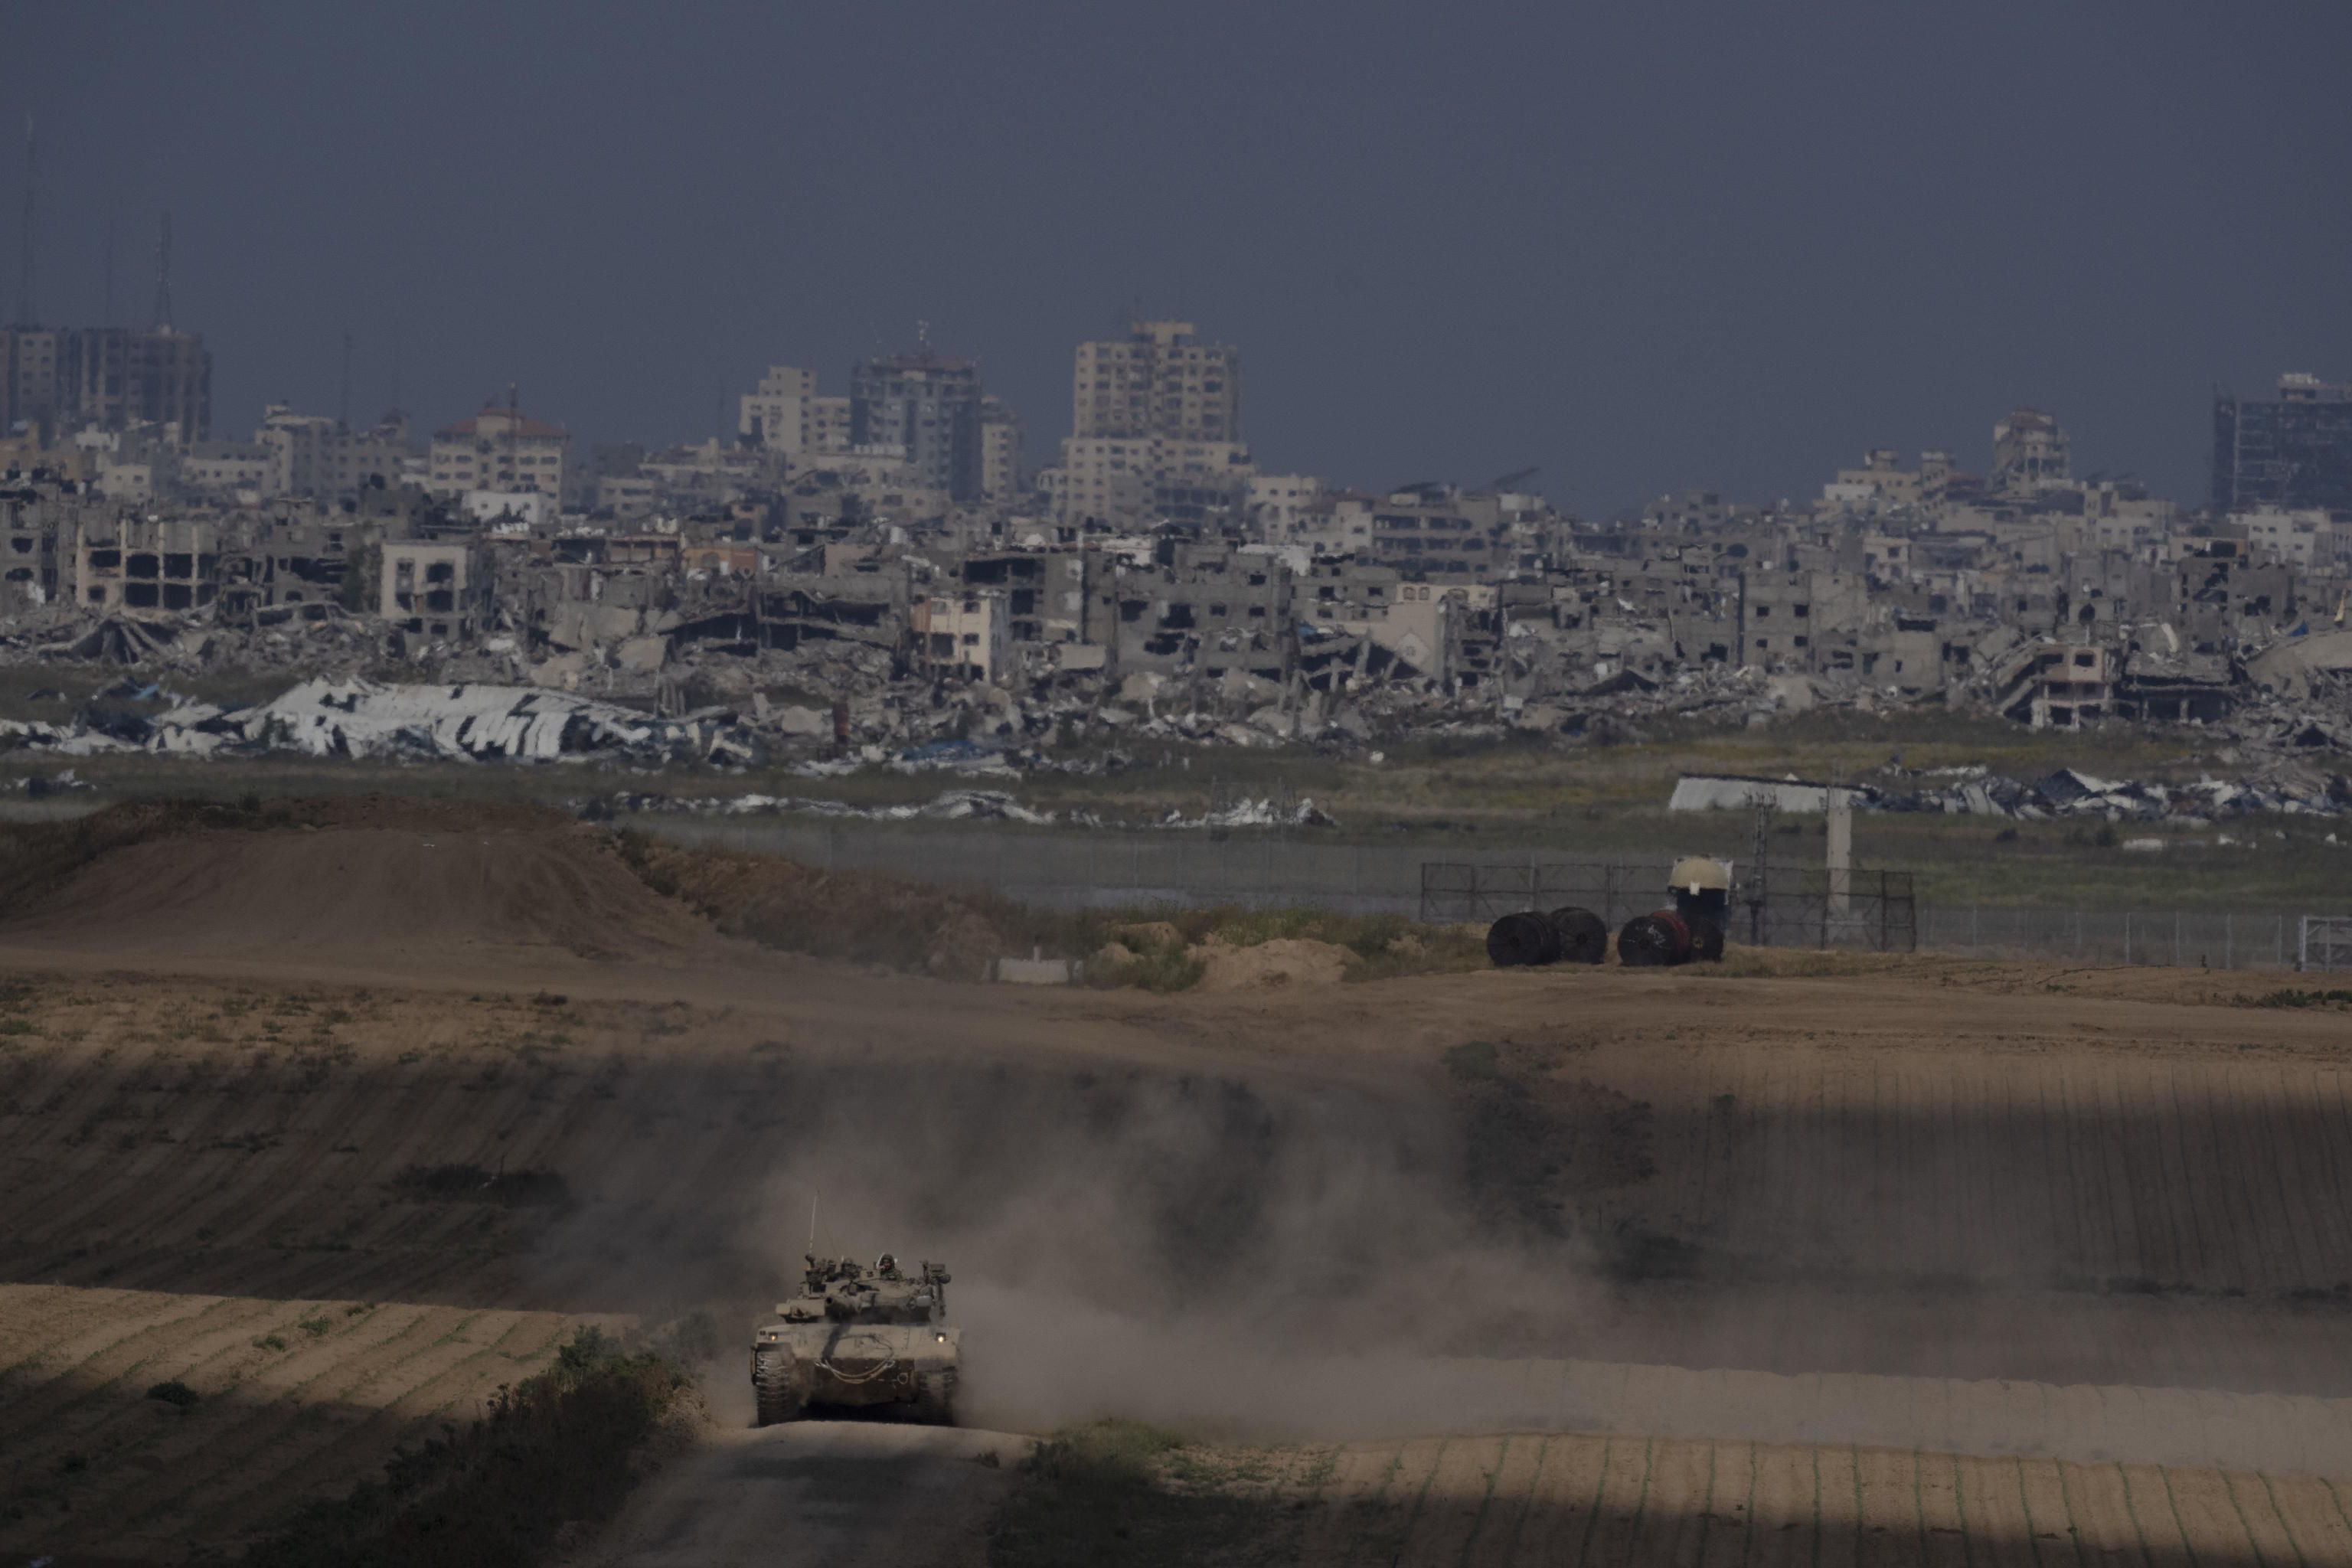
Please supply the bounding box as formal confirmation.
[505,380,521,489]
[1746,789,1773,946]
[150,212,173,332]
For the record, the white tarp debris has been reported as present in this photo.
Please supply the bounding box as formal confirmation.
[0,678,757,765]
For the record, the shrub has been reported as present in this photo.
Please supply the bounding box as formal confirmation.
[240,1329,687,1568]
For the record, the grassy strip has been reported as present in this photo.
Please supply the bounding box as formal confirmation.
[985,1419,1289,1567]
[231,1325,693,1568]
[2236,988,2352,1010]
[616,826,1485,989]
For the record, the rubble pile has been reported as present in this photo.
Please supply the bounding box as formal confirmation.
[593,786,1334,831]
[1859,762,2352,822]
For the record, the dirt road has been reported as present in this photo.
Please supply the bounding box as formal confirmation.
[577,1422,1020,1568]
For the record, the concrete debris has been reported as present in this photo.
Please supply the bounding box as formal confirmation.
[1674,761,2352,822]
[603,787,1058,825]
[1158,796,1338,830]
[595,785,1335,831]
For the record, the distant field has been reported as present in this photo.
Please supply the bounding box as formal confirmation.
[5,699,2350,908]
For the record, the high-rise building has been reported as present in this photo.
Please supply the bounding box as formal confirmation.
[979,394,1024,502]
[739,366,848,458]
[1991,408,2069,493]
[1071,319,1240,443]
[2212,373,2352,515]
[0,325,210,442]
[850,352,982,501]
[2,328,63,436]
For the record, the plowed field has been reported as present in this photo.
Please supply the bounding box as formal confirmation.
[1259,1432,2352,1567]
[0,1283,601,1562]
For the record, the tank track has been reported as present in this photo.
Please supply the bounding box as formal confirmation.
[912,1366,957,1426]
[753,1348,803,1426]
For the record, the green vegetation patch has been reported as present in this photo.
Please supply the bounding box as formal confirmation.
[2238,988,2352,1010]
[240,1328,688,1568]
[987,1419,1285,1568]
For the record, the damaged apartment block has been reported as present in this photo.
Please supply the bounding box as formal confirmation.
[380,540,481,641]
[76,518,221,612]
[1117,538,1290,684]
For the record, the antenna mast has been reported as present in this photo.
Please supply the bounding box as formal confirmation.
[150,212,173,332]
[14,116,33,328]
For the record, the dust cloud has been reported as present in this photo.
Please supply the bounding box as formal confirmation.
[520,1035,2352,1450]
[540,1047,1615,1438]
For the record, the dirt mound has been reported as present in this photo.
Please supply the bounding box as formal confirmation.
[1191,935,1358,990]
[621,833,1072,980]
[2,822,709,958]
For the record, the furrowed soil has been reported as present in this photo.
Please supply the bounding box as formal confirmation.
[3,808,2352,1563]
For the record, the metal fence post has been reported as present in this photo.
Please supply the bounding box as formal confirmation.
[2278,915,2285,968]
[2225,912,2232,969]
[2125,912,2132,965]
[2174,911,2180,967]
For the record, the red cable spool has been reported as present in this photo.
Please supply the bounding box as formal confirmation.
[1617,908,1694,966]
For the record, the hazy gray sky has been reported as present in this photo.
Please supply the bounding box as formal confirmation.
[9,2,2349,514]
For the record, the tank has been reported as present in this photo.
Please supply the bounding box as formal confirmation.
[750,1253,959,1426]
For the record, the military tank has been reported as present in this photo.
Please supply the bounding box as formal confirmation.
[750,1253,959,1426]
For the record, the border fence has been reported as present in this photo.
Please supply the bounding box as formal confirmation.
[1417,860,1917,952]
[2301,916,2352,973]
[629,815,2344,972]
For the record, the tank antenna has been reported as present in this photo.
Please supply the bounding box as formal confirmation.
[806,1196,818,1259]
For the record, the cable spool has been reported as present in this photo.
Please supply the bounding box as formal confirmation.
[1617,909,1694,967]
[1485,910,1563,968]
[1546,906,1609,965]
[1687,914,1726,962]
